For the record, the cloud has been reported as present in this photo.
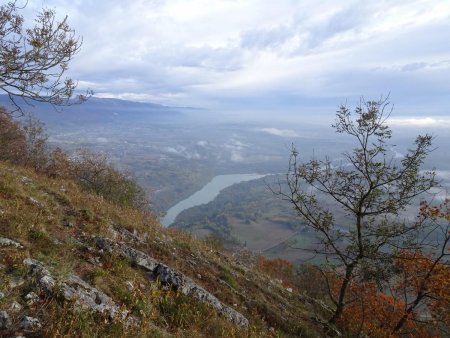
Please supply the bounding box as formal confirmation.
[389,117,450,128]
[374,60,450,73]
[28,0,450,115]
[223,138,249,162]
[165,146,202,159]
[259,128,299,137]
[436,170,450,180]
[401,62,428,72]
[240,26,292,50]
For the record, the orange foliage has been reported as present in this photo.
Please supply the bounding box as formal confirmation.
[329,275,438,337]
[419,198,450,222]
[395,250,450,327]
[336,281,421,337]
[257,256,294,287]
[334,199,450,337]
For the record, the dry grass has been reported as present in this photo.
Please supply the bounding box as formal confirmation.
[0,161,321,337]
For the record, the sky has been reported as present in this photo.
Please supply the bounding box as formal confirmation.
[23,0,450,122]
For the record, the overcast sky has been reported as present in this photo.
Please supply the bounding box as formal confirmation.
[24,0,450,121]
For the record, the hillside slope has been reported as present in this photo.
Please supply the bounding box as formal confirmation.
[0,161,328,337]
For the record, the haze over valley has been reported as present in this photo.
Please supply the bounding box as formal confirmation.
[5,94,448,263]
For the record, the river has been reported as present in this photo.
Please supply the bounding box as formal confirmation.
[161,173,267,226]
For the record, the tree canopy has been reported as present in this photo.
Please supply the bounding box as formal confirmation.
[277,98,439,329]
[0,1,90,113]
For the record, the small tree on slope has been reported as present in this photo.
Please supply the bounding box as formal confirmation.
[277,98,436,324]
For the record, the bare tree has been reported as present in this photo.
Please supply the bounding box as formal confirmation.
[276,98,436,324]
[0,1,91,114]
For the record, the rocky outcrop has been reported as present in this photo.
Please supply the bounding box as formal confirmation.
[24,292,39,305]
[23,258,56,293]
[16,240,249,330]
[109,224,143,243]
[0,237,24,249]
[61,275,130,321]
[19,316,42,331]
[118,242,160,271]
[95,236,249,327]
[22,258,133,324]
[154,264,249,327]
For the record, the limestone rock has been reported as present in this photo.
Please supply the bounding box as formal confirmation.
[28,197,43,207]
[109,224,142,242]
[95,236,114,253]
[0,237,24,249]
[24,291,39,305]
[9,276,24,289]
[20,176,33,185]
[10,300,23,312]
[22,258,136,325]
[0,311,12,329]
[39,275,56,293]
[117,243,159,272]
[23,258,55,293]
[23,258,51,277]
[126,281,134,291]
[96,236,159,271]
[87,256,102,266]
[61,275,130,322]
[154,264,249,327]
[19,316,42,331]
[95,235,249,327]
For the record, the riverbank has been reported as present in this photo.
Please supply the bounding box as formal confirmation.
[161,173,267,226]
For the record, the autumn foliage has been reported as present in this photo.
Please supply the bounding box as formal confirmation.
[327,199,450,337]
[419,198,450,222]
[395,251,450,327]
[335,281,427,337]
[257,202,450,337]
[257,256,294,287]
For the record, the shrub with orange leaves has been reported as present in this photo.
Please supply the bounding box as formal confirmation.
[336,281,430,337]
[394,251,450,330]
[333,199,450,337]
[257,256,294,287]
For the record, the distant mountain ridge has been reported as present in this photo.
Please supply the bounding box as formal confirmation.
[0,94,186,126]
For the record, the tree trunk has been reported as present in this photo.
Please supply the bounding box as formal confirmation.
[392,291,424,334]
[329,263,355,324]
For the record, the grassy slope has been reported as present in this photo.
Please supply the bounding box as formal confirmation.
[0,161,323,337]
